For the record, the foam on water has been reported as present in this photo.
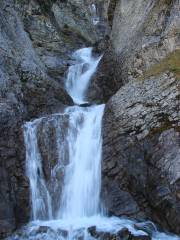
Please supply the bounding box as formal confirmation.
[9,216,179,240]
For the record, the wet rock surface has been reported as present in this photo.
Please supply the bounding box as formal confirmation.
[88,226,151,240]
[8,225,151,240]
[7,225,68,240]
[88,47,122,103]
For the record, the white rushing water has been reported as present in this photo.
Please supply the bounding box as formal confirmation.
[8,47,180,240]
[24,119,53,220]
[90,4,100,25]
[24,104,104,222]
[59,105,104,219]
[65,47,102,104]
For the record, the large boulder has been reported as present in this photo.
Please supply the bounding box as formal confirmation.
[87,47,122,103]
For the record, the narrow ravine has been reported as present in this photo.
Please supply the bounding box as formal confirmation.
[7,48,179,240]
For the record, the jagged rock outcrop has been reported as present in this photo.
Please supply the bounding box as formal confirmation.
[102,72,180,234]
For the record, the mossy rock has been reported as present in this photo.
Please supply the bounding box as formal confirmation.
[139,49,180,80]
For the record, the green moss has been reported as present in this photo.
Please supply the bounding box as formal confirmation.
[139,50,180,80]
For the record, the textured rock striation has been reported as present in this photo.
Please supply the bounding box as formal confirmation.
[102,72,180,233]
[100,0,180,235]
[89,0,180,102]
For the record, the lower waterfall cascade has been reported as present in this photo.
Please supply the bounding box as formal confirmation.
[7,48,180,240]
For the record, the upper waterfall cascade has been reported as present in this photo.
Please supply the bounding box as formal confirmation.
[65,47,102,104]
[90,4,100,25]
[7,47,180,240]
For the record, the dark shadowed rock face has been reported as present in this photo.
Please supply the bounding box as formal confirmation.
[0,103,29,238]
[87,47,123,103]
[102,73,180,234]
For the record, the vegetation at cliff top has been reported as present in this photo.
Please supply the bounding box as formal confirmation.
[140,49,180,80]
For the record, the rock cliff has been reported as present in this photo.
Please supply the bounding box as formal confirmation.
[101,0,180,235]
[89,0,180,102]
[102,72,180,233]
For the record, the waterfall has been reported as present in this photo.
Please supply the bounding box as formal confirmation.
[65,47,101,104]
[24,119,53,220]
[8,47,179,240]
[23,48,104,222]
[59,105,104,219]
[24,105,104,221]
[90,4,100,25]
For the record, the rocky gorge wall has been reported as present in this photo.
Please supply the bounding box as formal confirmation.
[89,0,180,102]
[101,0,180,235]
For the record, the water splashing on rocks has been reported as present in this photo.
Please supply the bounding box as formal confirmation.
[7,47,180,240]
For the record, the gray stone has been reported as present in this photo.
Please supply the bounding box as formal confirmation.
[88,0,180,102]
[102,74,180,234]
